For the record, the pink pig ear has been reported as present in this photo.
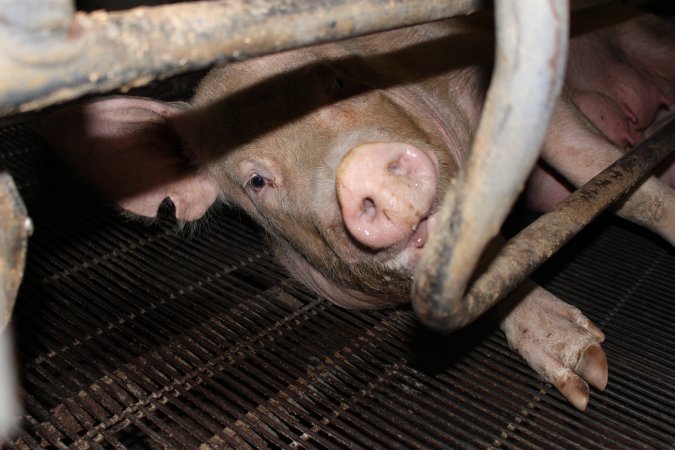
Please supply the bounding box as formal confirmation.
[39,97,217,221]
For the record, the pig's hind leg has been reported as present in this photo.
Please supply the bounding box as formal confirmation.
[498,281,607,411]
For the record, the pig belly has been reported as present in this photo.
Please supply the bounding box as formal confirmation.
[525,14,675,212]
[566,15,675,145]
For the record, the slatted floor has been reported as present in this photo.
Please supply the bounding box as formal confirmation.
[1,87,674,449]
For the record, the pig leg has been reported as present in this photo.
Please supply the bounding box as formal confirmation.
[497,280,607,411]
[649,107,675,188]
[516,59,674,409]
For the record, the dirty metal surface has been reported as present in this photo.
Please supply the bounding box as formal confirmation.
[0,171,31,332]
[0,85,673,449]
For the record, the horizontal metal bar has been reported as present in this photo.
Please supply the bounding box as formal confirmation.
[0,0,616,117]
[416,118,675,333]
[0,0,491,115]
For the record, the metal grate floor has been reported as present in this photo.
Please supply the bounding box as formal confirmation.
[1,86,674,449]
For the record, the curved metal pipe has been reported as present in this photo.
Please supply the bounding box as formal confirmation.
[436,119,675,334]
[412,0,569,332]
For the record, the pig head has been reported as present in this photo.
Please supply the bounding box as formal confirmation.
[41,18,496,309]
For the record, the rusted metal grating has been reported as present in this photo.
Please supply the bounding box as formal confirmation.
[1,80,674,449]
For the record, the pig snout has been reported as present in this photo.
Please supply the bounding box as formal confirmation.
[336,142,437,250]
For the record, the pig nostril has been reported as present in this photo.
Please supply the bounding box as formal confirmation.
[362,197,376,219]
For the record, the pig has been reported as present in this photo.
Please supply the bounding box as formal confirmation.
[40,5,675,411]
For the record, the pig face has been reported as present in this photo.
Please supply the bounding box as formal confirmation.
[181,46,471,308]
[40,19,498,309]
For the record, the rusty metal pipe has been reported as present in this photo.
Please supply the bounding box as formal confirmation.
[432,119,675,332]
[0,0,616,117]
[0,171,29,443]
[412,0,570,332]
[0,172,32,332]
[0,327,19,443]
[0,0,492,116]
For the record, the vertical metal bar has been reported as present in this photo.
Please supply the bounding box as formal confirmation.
[413,0,570,332]
[0,172,32,443]
[0,328,19,443]
[0,172,32,330]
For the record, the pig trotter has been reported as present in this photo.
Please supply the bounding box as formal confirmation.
[498,281,608,411]
[575,343,608,391]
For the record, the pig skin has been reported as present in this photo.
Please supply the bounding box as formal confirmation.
[39,6,675,411]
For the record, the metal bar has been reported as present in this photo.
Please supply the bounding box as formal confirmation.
[0,0,615,117]
[417,117,675,333]
[1,0,74,35]
[0,171,30,448]
[0,172,32,331]
[0,0,490,115]
[412,0,570,332]
[0,328,20,443]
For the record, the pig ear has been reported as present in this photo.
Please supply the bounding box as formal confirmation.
[274,243,396,310]
[39,97,218,221]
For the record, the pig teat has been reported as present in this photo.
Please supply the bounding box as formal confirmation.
[336,142,437,250]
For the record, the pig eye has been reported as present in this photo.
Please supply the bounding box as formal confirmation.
[248,174,267,191]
